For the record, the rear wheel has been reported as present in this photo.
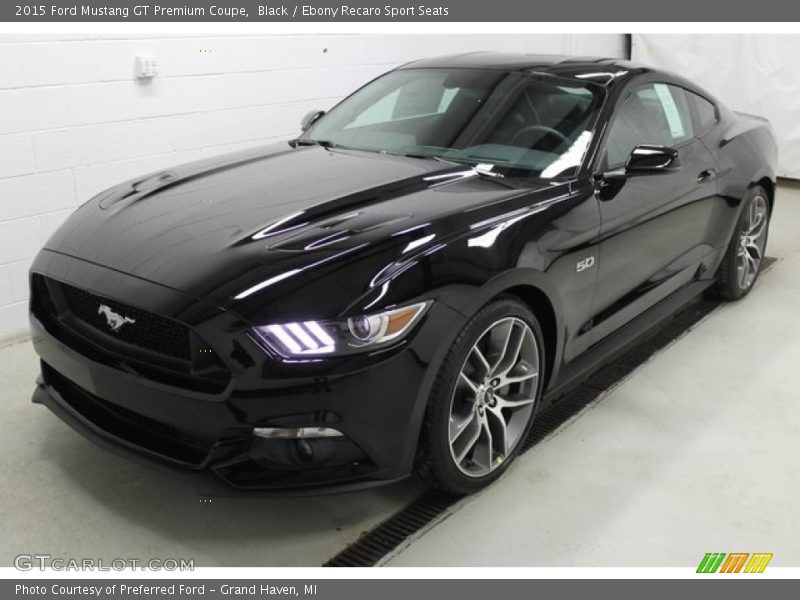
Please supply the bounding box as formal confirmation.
[415,297,544,494]
[714,186,771,300]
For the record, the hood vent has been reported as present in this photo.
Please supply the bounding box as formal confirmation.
[266,212,412,251]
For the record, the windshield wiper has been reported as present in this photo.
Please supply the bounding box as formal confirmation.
[393,152,505,178]
[473,163,505,178]
[433,156,505,178]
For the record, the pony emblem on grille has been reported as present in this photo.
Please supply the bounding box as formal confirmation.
[97,304,136,332]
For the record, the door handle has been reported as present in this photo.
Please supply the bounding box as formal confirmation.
[697,169,716,183]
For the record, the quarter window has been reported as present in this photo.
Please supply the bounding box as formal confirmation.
[688,91,718,133]
[605,83,695,167]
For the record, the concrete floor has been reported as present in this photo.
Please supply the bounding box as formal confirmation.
[2,184,799,568]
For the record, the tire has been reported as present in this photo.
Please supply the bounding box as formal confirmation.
[415,296,545,494]
[713,185,771,300]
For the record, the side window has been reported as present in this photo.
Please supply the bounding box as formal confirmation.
[605,83,694,167]
[687,91,718,133]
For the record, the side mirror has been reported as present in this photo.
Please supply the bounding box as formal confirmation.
[625,144,680,172]
[300,109,325,132]
[594,144,681,200]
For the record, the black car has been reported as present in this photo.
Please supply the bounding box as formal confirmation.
[29,53,777,494]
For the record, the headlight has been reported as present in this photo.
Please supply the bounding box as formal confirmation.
[252,301,431,358]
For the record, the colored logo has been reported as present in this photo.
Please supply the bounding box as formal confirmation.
[697,552,773,573]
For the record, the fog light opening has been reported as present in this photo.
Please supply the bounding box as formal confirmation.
[253,426,344,440]
[296,439,314,463]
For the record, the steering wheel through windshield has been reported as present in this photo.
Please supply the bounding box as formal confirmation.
[510,125,571,151]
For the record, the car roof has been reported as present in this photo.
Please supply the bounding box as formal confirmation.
[398,52,648,85]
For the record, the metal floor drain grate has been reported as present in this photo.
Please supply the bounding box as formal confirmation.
[324,259,777,567]
[324,489,461,567]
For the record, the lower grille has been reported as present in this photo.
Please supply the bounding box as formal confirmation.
[60,283,191,361]
[42,362,214,466]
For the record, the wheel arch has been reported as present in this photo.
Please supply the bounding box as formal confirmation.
[501,285,558,392]
[443,270,566,395]
[755,176,776,213]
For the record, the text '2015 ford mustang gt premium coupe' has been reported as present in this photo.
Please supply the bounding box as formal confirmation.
[29,54,777,494]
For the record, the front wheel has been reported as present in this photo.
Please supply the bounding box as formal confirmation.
[713,186,771,300]
[415,297,544,494]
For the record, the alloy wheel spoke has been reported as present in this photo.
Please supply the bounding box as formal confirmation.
[486,321,515,377]
[738,249,758,289]
[498,358,539,387]
[458,371,480,394]
[747,241,762,260]
[485,324,511,379]
[501,372,539,386]
[486,407,510,456]
[450,408,477,443]
[738,259,750,288]
[748,216,766,239]
[746,252,759,273]
[491,323,525,379]
[496,393,536,410]
[748,201,760,232]
[469,346,492,380]
[477,417,494,469]
[455,418,483,465]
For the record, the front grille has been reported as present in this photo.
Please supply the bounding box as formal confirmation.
[32,274,231,394]
[60,283,191,361]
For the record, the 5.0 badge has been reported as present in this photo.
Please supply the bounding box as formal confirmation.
[576,256,596,272]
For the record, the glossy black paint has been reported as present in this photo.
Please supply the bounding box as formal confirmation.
[29,54,778,492]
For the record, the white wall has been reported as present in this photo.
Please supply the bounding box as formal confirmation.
[633,34,800,178]
[0,33,624,343]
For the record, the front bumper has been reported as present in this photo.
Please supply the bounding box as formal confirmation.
[31,368,408,496]
[29,251,466,494]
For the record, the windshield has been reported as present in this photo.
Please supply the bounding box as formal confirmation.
[301,68,604,180]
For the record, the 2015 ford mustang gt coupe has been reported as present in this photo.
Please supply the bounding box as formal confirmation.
[29,54,777,494]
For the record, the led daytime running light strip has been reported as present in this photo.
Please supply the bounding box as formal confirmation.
[265,321,336,354]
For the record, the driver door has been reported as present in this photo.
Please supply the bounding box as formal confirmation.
[590,82,719,344]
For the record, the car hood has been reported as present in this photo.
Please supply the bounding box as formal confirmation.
[46,142,550,312]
